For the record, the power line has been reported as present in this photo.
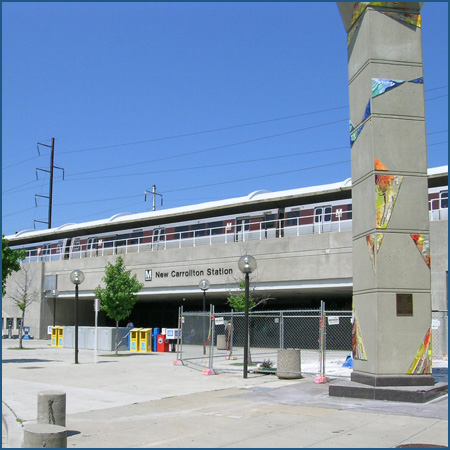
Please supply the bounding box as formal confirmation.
[51,159,351,207]
[58,105,350,156]
[2,86,447,173]
[68,145,350,181]
[2,138,447,197]
[66,118,349,178]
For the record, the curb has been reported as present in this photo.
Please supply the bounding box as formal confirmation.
[2,402,24,448]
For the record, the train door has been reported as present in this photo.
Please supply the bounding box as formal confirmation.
[42,243,51,261]
[152,227,166,250]
[276,208,285,238]
[263,213,277,239]
[63,238,72,260]
[314,206,332,234]
[56,241,64,261]
[236,218,250,241]
[87,237,98,257]
[70,238,82,259]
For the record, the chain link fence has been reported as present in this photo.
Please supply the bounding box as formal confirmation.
[176,306,447,378]
[432,310,448,360]
[177,304,353,379]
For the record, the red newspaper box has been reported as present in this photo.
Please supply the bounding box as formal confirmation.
[157,334,170,352]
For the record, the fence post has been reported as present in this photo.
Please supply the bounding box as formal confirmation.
[315,301,327,383]
[228,311,234,358]
[209,304,215,371]
[280,311,284,349]
[176,306,183,361]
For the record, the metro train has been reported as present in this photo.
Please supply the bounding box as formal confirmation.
[8,168,448,263]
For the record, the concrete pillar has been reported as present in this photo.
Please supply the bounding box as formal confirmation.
[277,349,301,379]
[37,391,66,427]
[338,2,433,386]
[23,423,67,448]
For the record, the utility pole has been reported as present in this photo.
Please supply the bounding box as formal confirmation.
[35,137,64,229]
[144,185,163,211]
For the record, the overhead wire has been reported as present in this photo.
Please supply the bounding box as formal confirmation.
[2,85,447,173]
[2,85,448,225]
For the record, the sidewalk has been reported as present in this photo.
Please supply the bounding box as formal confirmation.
[2,339,448,448]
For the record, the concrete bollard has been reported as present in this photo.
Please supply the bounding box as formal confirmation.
[22,423,67,448]
[277,349,301,379]
[37,391,66,427]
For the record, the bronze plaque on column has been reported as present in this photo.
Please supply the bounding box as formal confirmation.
[396,293,413,316]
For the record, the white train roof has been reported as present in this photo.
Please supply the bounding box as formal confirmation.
[6,165,448,244]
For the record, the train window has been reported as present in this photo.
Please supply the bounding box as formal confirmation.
[103,237,115,248]
[43,244,51,255]
[73,239,81,252]
[129,230,143,245]
[87,237,98,249]
[236,219,250,232]
[175,226,190,240]
[192,223,206,237]
[56,241,63,254]
[263,214,276,229]
[209,221,224,235]
[314,208,322,223]
[286,211,300,226]
[315,206,332,223]
[440,191,448,209]
[115,234,128,247]
[153,228,165,242]
[346,204,352,220]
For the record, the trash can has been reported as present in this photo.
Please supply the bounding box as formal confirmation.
[276,349,301,379]
[216,334,227,350]
[129,328,141,352]
[152,328,160,352]
[139,328,153,352]
[156,334,170,352]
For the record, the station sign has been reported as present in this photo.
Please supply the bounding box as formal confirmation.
[145,267,233,281]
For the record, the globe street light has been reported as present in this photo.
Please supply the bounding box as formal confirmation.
[70,269,85,364]
[199,279,210,355]
[238,254,257,379]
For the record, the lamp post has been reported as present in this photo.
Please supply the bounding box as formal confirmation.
[70,269,85,364]
[238,254,257,379]
[51,289,59,327]
[199,279,210,355]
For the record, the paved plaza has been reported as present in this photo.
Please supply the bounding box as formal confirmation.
[2,339,448,448]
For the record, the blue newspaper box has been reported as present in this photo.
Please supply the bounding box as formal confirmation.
[152,328,160,352]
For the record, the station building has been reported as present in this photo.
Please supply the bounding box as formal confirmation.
[2,166,448,350]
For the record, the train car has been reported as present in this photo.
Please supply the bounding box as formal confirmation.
[7,166,448,263]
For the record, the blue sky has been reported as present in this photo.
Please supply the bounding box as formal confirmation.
[2,2,448,237]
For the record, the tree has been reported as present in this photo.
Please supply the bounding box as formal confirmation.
[227,279,272,365]
[227,281,255,312]
[2,235,25,296]
[94,256,143,355]
[9,266,39,349]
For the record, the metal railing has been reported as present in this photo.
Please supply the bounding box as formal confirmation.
[21,201,447,263]
[22,213,353,263]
